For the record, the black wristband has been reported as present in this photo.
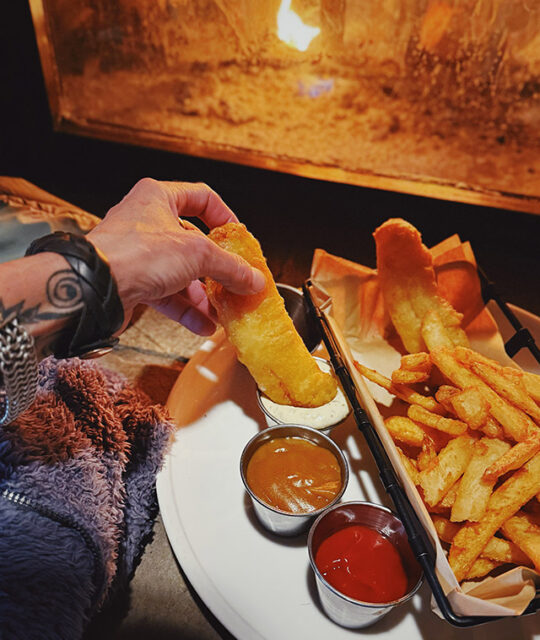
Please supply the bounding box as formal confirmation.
[25,231,124,359]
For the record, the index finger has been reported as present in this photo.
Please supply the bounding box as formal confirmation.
[161,181,240,229]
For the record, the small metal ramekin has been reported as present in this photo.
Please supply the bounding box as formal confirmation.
[307,501,423,628]
[240,424,349,537]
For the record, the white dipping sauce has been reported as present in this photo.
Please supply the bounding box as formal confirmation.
[258,359,350,430]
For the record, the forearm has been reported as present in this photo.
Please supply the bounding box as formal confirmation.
[0,252,83,360]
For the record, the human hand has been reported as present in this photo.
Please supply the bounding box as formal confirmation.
[88,178,265,335]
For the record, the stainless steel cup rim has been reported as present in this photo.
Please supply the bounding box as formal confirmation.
[240,424,349,519]
[307,500,424,608]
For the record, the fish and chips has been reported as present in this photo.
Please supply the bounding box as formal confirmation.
[207,214,540,599]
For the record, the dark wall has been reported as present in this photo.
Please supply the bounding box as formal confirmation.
[2,1,539,317]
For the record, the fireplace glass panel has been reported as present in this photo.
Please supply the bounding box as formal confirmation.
[31,0,540,212]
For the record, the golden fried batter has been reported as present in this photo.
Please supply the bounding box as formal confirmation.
[374,218,468,353]
[206,223,337,407]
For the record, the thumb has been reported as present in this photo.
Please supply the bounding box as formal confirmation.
[204,244,266,295]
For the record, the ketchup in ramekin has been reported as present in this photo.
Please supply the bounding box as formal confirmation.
[308,501,423,628]
[314,524,408,603]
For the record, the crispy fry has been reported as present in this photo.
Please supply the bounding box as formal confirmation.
[430,348,533,442]
[457,352,540,424]
[438,479,460,509]
[432,514,461,543]
[480,416,505,439]
[419,434,475,507]
[448,452,540,582]
[392,353,432,383]
[483,431,540,482]
[446,346,540,403]
[396,446,421,485]
[206,223,337,407]
[435,385,460,412]
[501,511,540,572]
[384,415,426,448]
[401,352,432,371]
[391,368,430,385]
[417,438,437,472]
[465,558,504,580]
[522,371,540,404]
[353,361,445,413]
[449,387,490,430]
[408,403,468,436]
[374,219,468,353]
[451,438,510,522]
[432,515,532,566]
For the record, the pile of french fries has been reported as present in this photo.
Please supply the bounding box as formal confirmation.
[354,218,540,587]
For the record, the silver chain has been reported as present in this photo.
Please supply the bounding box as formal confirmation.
[0,314,38,425]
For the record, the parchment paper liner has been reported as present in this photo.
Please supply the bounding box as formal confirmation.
[310,234,540,618]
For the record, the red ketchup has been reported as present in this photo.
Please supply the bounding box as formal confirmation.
[314,524,408,603]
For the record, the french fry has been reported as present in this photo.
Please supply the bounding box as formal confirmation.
[450,438,510,522]
[483,430,540,482]
[448,452,540,582]
[449,387,490,431]
[408,403,468,436]
[435,385,460,412]
[400,352,432,371]
[396,446,421,485]
[392,368,430,385]
[427,481,461,515]
[522,371,540,404]
[448,347,540,405]
[354,361,445,413]
[384,415,426,448]
[432,514,461,543]
[458,352,540,424]
[438,479,460,509]
[430,348,533,442]
[392,352,432,384]
[432,516,532,565]
[501,511,540,572]
[480,416,505,439]
[465,558,504,580]
[417,438,437,472]
[419,434,475,507]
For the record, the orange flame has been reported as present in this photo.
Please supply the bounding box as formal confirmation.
[277,0,320,52]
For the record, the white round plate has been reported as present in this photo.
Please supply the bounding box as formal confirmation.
[157,304,540,640]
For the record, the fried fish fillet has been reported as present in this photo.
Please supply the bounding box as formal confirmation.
[206,223,337,407]
[374,218,468,354]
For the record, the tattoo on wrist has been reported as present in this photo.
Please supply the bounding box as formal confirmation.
[46,269,84,311]
[0,269,84,324]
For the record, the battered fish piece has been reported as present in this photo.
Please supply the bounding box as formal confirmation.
[206,223,337,407]
[374,218,468,354]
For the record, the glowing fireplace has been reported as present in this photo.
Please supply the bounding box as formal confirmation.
[30,0,540,213]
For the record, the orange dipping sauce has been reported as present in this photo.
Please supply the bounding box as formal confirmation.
[315,525,408,603]
[246,436,342,514]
